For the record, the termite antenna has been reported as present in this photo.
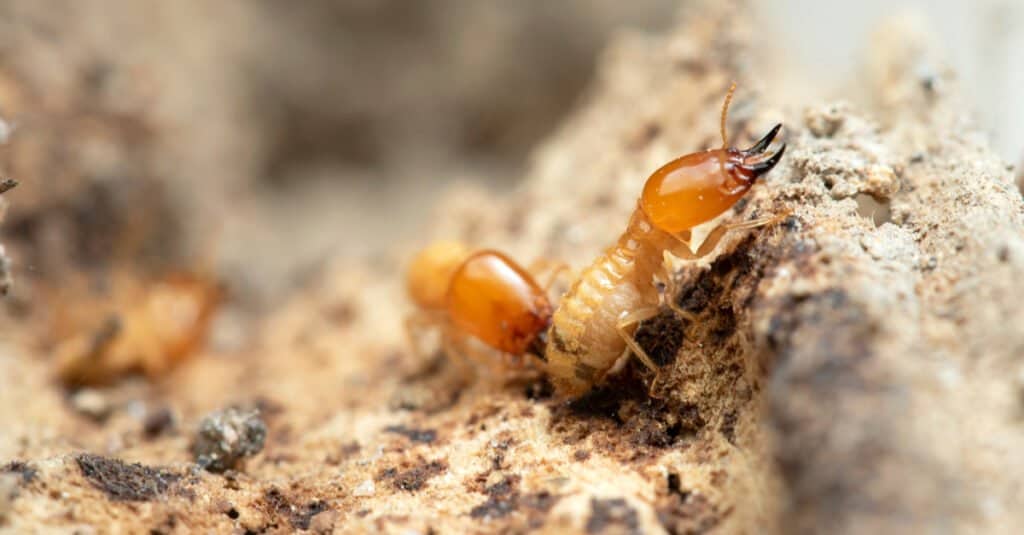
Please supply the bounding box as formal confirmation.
[720,81,736,150]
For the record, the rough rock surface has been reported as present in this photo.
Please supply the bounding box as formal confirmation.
[2,2,1024,534]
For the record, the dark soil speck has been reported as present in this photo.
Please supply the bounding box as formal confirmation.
[2,461,37,484]
[384,424,437,444]
[656,481,720,535]
[377,459,447,492]
[75,454,180,501]
[586,497,640,534]
[469,475,560,522]
[634,308,687,367]
[143,407,175,439]
[260,487,331,531]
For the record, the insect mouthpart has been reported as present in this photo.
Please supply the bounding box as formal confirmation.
[738,123,785,178]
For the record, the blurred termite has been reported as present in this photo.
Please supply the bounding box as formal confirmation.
[544,84,788,397]
[53,272,223,386]
[405,240,564,371]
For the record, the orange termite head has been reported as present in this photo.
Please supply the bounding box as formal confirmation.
[406,240,471,310]
[639,126,785,233]
[640,85,786,234]
[445,250,552,356]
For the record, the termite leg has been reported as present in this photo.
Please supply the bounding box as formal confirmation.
[616,307,660,372]
[616,307,665,396]
[661,213,790,324]
[528,259,572,293]
[497,352,544,384]
[695,216,776,257]
[669,212,787,261]
[440,328,490,377]
[657,261,700,323]
[405,312,441,361]
[659,234,702,323]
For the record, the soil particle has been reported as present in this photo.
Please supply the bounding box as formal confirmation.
[719,410,738,444]
[521,491,558,513]
[554,376,700,459]
[142,407,175,439]
[654,473,722,533]
[627,408,691,449]
[634,308,687,367]
[470,491,518,520]
[192,407,267,473]
[586,497,640,535]
[468,475,560,523]
[564,378,646,421]
[391,357,467,413]
[1,461,37,484]
[69,388,113,422]
[0,179,16,195]
[656,489,720,535]
[260,487,331,531]
[524,377,555,400]
[675,236,761,316]
[383,424,437,444]
[377,459,447,493]
[75,453,180,501]
[804,103,847,138]
[307,509,338,533]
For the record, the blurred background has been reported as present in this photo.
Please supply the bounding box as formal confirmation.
[0,0,1021,308]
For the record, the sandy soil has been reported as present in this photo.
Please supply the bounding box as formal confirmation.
[2,2,1024,534]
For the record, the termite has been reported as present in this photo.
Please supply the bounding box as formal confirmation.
[54,272,223,386]
[405,241,562,370]
[544,84,787,397]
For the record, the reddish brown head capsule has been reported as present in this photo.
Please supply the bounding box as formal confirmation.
[640,124,785,233]
[445,251,551,356]
[405,243,552,363]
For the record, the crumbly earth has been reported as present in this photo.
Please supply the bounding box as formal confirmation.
[192,408,268,474]
[3,2,1024,534]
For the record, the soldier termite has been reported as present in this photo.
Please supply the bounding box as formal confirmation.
[544,84,787,397]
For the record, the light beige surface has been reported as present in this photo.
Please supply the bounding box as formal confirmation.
[2,2,1024,534]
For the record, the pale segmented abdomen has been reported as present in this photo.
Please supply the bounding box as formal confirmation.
[545,248,650,396]
[543,207,670,397]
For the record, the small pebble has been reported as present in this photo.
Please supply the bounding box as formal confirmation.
[143,407,175,438]
[352,479,375,497]
[804,102,847,138]
[192,407,266,473]
[308,509,338,534]
[70,389,112,422]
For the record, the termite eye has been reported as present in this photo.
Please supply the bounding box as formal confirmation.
[639,124,785,233]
